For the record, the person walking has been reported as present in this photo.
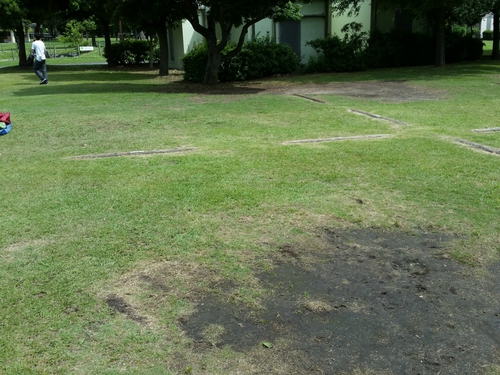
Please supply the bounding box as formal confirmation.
[31,34,48,84]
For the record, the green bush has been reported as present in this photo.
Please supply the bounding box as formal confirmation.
[365,30,434,68]
[220,35,299,81]
[482,30,493,40]
[181,36,299,82]
[181,42,210,82]
[103,39,151,66]
[446,31,484,62]
[303,22,368,73]
[305,24,483,72]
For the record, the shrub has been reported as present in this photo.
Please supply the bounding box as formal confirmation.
[366,30,434,68]
[365,28,480,68]
[464,38,485,60]
[220,35,299,81]
[483,30,493,40]
[445,30,484,62]
[303,22,368,73]
[181,41,209,82]
[103,39,150,66]
[182,35,300,82]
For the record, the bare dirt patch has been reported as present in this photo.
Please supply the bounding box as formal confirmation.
[162,79,444,103]
[105,228,500,374]
[181,228,500,374]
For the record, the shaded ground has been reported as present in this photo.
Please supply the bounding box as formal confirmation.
[178,228,500,374]
[162,79,444,102]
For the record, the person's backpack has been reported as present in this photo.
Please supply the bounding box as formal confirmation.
[0,112,12,135]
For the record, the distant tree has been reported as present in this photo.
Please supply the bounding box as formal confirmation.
[69,0,120,66]
[58,19,85,47]
[81,17,98,45]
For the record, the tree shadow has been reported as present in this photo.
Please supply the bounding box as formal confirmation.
[11,79,267,97]
[5,60,500,98]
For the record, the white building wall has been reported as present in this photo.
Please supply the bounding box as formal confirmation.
[481,13,494,35]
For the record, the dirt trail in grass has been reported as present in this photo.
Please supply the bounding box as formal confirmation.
[164,79,444,103]
[179,228,500,374]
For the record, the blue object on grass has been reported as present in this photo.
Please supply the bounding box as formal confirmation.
[0,123,11,136]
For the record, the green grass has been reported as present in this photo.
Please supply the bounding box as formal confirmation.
[483,40,493,57]
[1,61,500,374]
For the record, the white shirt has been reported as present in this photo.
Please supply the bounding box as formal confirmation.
[31,40,46,62]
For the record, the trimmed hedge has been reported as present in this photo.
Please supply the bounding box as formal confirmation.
[303,34,367,73]
[366,30,434,68]
[483,30,493,40]
[181,42,210,82]
[303,23,367,73]
[182,36,299,83]
[304,28,484,73]
[103,39,153,66]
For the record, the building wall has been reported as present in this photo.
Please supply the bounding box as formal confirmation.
[169,16,206,70]
[481,13,494,34]
[330,1,371,36]
[276,0,328,63]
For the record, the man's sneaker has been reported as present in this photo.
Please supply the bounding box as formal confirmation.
[40,79,48,85]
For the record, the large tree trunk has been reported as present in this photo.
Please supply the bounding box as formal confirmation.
[203,52,222,85]
[434,8,446,67]
[157,22,169,76]
[102,22,114,67]
[203,34,224,85]
[492,7,500,60]
[15,20,27,67]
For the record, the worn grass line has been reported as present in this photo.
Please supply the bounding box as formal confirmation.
[291,94,326,103]
[456,139,500,156]
[349,108,411,126]
[69,147,198,159]
[282,134,392,145]
[472,127,500,133]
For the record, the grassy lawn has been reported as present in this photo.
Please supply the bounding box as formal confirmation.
[1,61,500,374]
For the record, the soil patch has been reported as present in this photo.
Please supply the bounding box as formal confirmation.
[180,228,500,374]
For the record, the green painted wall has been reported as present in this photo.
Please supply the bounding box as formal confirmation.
[330,2,372,36]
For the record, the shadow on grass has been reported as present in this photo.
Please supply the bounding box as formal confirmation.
[8,67,268,96]
[11,82,267,96]
[4,60,500,97]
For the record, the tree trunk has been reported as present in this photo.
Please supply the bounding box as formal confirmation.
[203,51,222,85]
[492,7,500,60]
[434,9,446,67]
[15,20,27,67]
[157,22,169,76]
[148,36,154,69]
[102,22,114,67]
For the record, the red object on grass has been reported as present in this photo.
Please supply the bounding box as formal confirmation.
[0,112,10,124]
